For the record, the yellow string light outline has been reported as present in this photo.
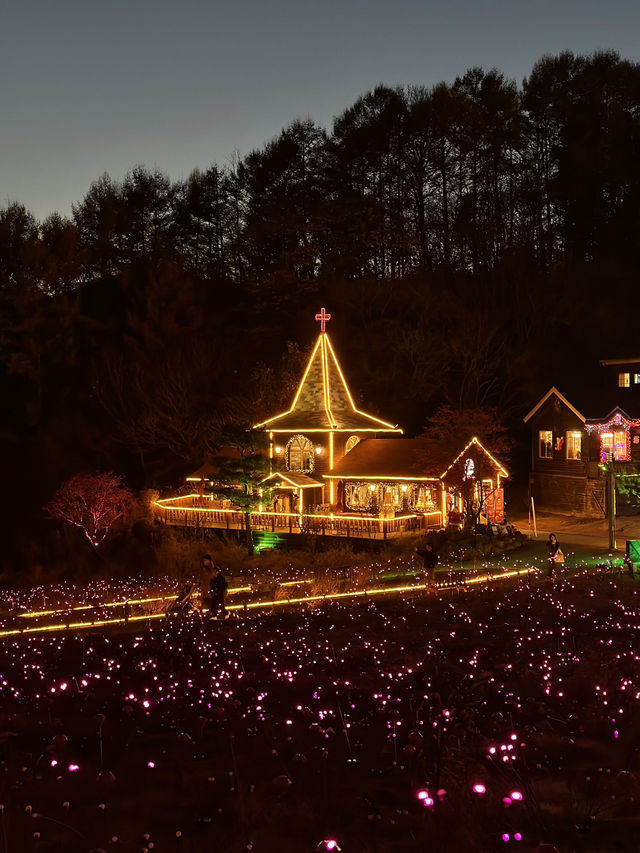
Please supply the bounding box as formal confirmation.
[254,333,401,432]
[0,569,538,639]
[440,436,509,479]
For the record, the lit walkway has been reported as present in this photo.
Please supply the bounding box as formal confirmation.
[0,567,538,639]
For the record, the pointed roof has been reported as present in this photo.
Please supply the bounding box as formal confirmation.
[254,330,401,433]
[523,386,586,424]
[260,471,324,488]
[440,436,509,479]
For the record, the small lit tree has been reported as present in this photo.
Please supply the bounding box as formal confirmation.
[208,425,271,555]
[45,472,134,550]
[443,449,493,530]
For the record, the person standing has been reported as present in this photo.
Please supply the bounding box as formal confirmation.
[200,554,214,611]
[546,533,563,578]
[416,541,439,587]
[208,565,228,620]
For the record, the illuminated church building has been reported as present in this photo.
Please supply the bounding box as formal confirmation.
[156,309,507,537]
[255,308,404,516]
[255,310,506,527]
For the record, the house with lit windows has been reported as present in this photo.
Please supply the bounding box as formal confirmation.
[154,310,508,539]
[524,357,640,516]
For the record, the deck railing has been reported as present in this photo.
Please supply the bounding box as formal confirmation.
[154,495,442,540]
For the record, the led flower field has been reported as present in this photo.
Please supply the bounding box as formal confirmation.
[0,569,638,851]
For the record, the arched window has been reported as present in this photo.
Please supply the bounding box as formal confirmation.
[286,435,314,472]
[345,435,360,454]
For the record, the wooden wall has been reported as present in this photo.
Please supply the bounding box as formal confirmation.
[528,393,605,516]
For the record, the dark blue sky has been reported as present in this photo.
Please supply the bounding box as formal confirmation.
[2,0,639,220]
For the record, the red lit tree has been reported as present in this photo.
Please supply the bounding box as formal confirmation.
[45,472,134,550]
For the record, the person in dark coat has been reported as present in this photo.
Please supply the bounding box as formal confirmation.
[208,565,228,620]
[416,542,439,586]
[546,533,563,578]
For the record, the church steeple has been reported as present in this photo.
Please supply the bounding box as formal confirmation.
[254,309,401,433]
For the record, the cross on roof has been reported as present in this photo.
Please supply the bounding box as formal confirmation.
[315,307,331,333]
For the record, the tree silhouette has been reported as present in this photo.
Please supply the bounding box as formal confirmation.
[45,472,134,550]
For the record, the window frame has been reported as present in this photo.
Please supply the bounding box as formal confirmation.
[538,429,553,459]
[566,430,582,461]
[286,434,314,472]
[601,430,630,462]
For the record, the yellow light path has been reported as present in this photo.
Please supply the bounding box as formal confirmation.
[0,569,536,639]
[17,583,263,619]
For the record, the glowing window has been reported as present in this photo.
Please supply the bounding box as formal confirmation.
[635,374,640,384]
[345,435,360,454]
[347,484,372,509]
[566,431,582,460]
[463,458,475,480]
[286,435,314,472]
[411,485,436,510]
[619,373,630,387]
[539,430,553,459]
[382,486,402,508]
[601,431,629,461]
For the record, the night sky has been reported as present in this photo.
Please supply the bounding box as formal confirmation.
[2,0,640,221]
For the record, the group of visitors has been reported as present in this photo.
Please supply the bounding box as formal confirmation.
[415,532,567,584]
[168,556,228,619]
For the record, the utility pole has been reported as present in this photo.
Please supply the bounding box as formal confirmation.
[608,453,616,552]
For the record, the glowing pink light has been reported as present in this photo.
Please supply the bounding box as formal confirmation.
[502,833,510,842]
[473,783,486,794]
[147,761,155,768]
[514,833,522,841]
[416,790,428,800]
[68,764,79,772]
[324,841,338,851]
[511,791,523,801]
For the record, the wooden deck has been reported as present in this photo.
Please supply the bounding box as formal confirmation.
[154,495,443,540]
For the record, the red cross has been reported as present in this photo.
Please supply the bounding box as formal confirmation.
[315,308,331,333]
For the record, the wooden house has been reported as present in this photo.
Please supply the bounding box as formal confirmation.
[524,357,640,516]
[325,436,508,525]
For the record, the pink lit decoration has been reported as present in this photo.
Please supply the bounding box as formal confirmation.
[585,412,640,433]
[473,783,486,794]
[315,308,331,333]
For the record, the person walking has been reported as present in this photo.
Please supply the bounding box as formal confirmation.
[546,533,564,578]
[208,565,229,620]
[416,541,439,587]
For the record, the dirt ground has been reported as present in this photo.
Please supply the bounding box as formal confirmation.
[1,567,640,853]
